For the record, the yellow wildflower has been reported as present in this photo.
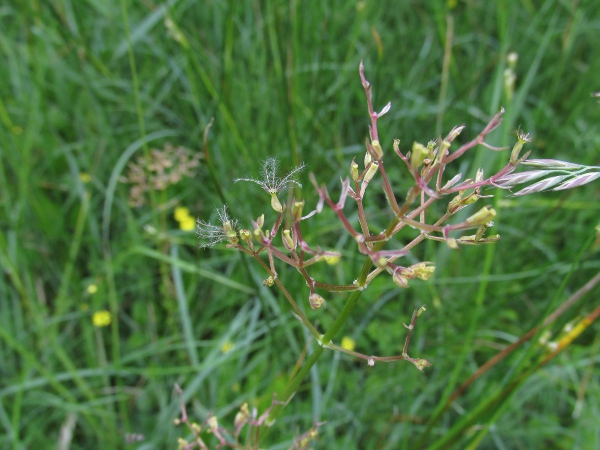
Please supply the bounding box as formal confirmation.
[341,336,356,352]
[325,255,341,265]
[92,310,111,327]
[221,340,234,354]
[87,284,98,294]
[174,206,190,222]
[174,206,196,231]
[179,216,195,231]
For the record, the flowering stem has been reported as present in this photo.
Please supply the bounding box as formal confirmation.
[271,276,321,340]
[238,245,321,339]
[378,160,401,215]
[266,143,471,423]
[266,290,364,429]
[359,60,379,142]
[442,108,505,164]
[266,187,441,424]
[313,281,360,292]
[267,235,382,426]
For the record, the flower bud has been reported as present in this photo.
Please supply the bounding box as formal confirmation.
[440,139,451,153]
[363,161,379,184]
[510,129,532,163]
[410,358,432,372]
[410,142,430,169]
[350,158,359,181]
[364,151,372,168]
[282,229,295,251]
[263,276,275,287]
[416,305,427,317]
[448,125,465,142]
[256,214,264,229]
[292,200,304,221]
[446,237,459,249]
[371,140,384,159]
[207,416,218,433]
[392,272,409,288]
[461,193,479,206]
[434,139,451,165]
[234,403,249,432]
[448,193,463,213]
[466,206,496,225]
[324,254,341,265]
[475,168,484,183]
[376,256,387,268]
[474,224,487,242]
[402,266,416,278]
[309,293,326,310]
[510,140,523,164]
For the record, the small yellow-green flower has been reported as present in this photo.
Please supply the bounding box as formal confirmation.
[221,340,234,354]
[341,336,356,352]
[80,172,91,183]
[87,284,98,294]
[92,310,111,327]
[324,255,341,265]
[207,416,218,432]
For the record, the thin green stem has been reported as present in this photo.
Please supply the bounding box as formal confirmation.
[265,213,400,429]
[436,15,454,136]
[267,345,325,425]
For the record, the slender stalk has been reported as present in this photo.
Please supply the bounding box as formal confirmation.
[436,15,454,136]
[265,228,389,426]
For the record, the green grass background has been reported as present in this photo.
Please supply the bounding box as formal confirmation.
[2,0,600,448]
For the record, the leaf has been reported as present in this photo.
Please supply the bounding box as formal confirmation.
[511,175,570,196]
[553,171,600,191]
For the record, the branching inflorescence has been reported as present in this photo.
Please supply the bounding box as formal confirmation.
[196,62,600,372]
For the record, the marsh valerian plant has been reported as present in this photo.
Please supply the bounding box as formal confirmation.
[188,61,600,443]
